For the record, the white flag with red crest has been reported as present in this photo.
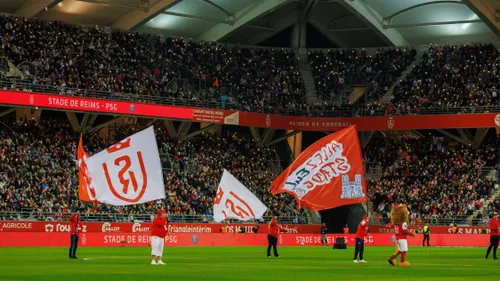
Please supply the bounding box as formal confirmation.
[85,126,165,206]
[213,169,267,222]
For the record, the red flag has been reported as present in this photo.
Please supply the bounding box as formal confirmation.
[457,152,465,163]
[78,135,97,202]
[270,126,367,211]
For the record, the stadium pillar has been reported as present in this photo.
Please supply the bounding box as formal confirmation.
[65,112,80,133]
[287,130,302,159]
[201,122,221,135]
[291,21,307,49]
[261,129,276,146]
[0,108,15,118]
[472,128,489,149]
[15,0,63,18]
[179,124,220,141]
[437,129,472,146]
[250,127,262,143]
[359,131,374,149]
[16,108,41,123]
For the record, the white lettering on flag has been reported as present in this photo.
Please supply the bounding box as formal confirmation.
[86,126,165,206]
[213,170,267,222]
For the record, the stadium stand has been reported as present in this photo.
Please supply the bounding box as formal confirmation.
[368,135,499,223]
[0,15,305,113]
[389,44,500,114]
[0,117,303,221]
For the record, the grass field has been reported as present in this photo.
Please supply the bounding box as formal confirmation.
[0,246,498,281]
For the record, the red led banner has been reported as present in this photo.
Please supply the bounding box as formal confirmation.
[0,90,499,131]
[0,233,491,247]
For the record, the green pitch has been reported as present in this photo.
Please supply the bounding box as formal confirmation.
[0,247,498,281]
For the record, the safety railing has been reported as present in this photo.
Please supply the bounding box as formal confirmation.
[0,211,308,224]
[1,79,500,117]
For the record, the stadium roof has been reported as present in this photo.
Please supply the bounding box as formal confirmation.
[2,0,500,47]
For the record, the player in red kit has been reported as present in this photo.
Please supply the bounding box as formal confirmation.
[151,210,168,265]
[485,212,499,260]
[69,210,82,259]
[353,214,369,263]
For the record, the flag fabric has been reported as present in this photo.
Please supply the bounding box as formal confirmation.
[457,152,465,163]
[213,169,267,222]
[78,135,96,202]
[85,126,165,206]
[270,125,367,211]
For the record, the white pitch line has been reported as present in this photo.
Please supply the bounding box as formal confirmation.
[80,256,500,269]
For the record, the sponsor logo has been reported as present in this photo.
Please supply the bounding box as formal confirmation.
[266,115,271,127]
[29,95,35,105]
[81,234,87,245]
[224,112,239,125]
[44,224,70,232]
[387,117,394,129]
[192,234,199,245]
[102,138,148,203]
[167,225,212,233]
[340,174,365,199]
[45,224,54,232]
[101,222,120,233]
[132,223,150,233]
[1,222,33,230]
[281,225,298,234]
[130,104,136,113]
[495,114,500,127]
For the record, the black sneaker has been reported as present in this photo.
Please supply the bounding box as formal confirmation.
[388,259,395,266]
[73,256,78,259]
[494,257,498,260]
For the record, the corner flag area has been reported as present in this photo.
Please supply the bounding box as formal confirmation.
[0,247,498,281]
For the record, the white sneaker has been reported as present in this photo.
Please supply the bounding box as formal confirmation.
[353,260,359,263]
[359,260,367,263]
[151,261,157,265]
[157,260,166,265]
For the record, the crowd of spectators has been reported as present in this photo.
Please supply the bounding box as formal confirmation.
[1,15,500,117]
[0,15,305,112]
[0,115,498,223]
[0,116,302,220]
[388,44,500,114]
[308,48,416,102]
[368,135,500,222]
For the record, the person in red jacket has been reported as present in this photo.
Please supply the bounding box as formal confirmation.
[151,209,168,265]
[353,214,369,263]
[485,212,499,260]
[267,216,280,257]
[69,210,81,259]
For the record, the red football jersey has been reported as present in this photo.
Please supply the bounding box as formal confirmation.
[151,216,167,238]
[394,222,408,240]
[355,219,369,239]
[490,218,499,236]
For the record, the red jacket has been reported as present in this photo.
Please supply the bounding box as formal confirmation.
[490,218,499,236]
[355,219,369,239]
[151,216,167,238]
[269,220,279,237]
[70,213,80,235]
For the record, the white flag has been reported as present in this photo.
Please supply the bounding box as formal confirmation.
[86,126,165,206]
[213,169,267,222]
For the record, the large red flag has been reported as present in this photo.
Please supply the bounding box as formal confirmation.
[270,125,367,211]
[78,135,97,202]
